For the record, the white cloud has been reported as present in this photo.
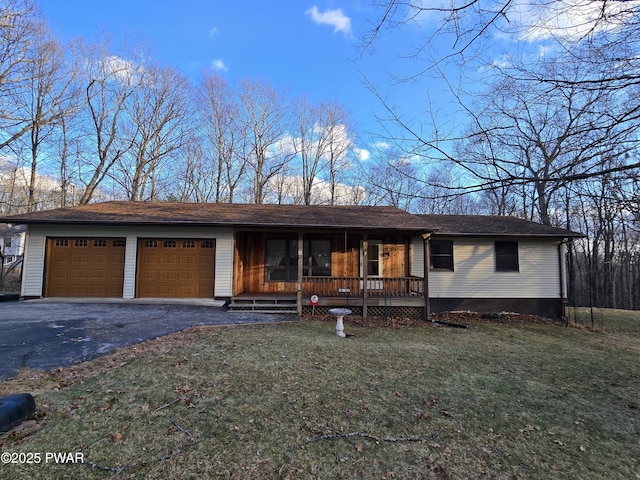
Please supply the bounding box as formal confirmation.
[274,134,298,157]
[287,123,359,164]
[103,55,140,82]
[401,0,638,45]
[536,44,557,58]
[210,59,228,72]
[514,0,640,42]
[354,147,370,161]
[270,174,365,205]
[209,27,219,37]
[305,6,352,36]
[373,141,391,151]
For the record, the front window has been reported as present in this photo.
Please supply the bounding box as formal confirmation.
[265,238,298,282]
[265,237,333,281]
[495,241,519,272]
[304,239,332,276]
[430,240,454,271]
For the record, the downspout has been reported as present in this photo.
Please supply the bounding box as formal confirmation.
[422,233,431,321]
[20,225,30,299]
[558,238,569,323]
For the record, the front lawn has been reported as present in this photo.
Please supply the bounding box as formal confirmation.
[1,309,639,479]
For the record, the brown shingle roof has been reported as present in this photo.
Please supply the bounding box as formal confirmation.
[418,214,583,237]
[0,201,426,232]
[0,202,583,237]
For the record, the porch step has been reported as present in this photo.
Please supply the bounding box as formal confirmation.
[228,296,298,314]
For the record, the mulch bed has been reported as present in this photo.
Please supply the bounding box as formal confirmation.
[432,310,554,326]
[303,311,555,329]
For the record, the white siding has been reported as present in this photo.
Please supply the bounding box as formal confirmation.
[214,233,234,297]
[123,236,138,299]
[21,226,46,297]
[412,237,562,299]
[23,224,234,299]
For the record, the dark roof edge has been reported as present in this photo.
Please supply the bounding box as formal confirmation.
[431,232,585,238]
[15,218,434,233]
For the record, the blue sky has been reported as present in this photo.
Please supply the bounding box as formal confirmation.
[38,0,435,154]
[38,0,618,164]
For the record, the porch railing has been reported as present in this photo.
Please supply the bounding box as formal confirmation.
[302,276,424,298]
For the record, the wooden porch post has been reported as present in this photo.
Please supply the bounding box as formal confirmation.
[362,235,368,319]
[297,231,303,316]
[422,233,431,321]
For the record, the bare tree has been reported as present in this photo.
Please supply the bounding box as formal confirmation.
[292,96,330,205]
[114,63,191,201]
[323,103,355,205]
[196,72,246,203]
[456,57,640,225]
[413,164,481,215]
[172,136,209,202]
[280,100,356,206]
[0,2,82,212]
[57,112,83,207]
[0,161,22,215]
[75,39,142,204]
[364,1,640,81]
[362,2,640,202]
[19,25,80,211]
[0,0,40,152]
[362,147,421,210]
[236,78,294,204]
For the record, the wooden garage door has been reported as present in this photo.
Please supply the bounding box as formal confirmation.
[137,239,215,298]
[45,238,126,297]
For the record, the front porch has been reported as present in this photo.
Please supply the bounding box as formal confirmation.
[232,229,429,318]
[302,275,426,318]
[229,275,427,318]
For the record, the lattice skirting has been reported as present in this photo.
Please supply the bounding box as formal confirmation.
[303,305,425,320]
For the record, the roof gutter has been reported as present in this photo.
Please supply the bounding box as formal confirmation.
[431,232,585,238]
[6,219,428,233]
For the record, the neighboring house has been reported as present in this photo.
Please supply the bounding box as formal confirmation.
[0,202,583,320]
[0,223,26,265]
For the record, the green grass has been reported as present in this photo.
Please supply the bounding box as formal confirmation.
[1,310,639,479]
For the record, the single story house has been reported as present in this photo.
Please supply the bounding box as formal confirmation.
[0,201,582,320]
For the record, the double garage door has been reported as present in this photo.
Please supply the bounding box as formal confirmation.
[45,238,215,298]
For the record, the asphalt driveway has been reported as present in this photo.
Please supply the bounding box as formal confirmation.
[0,299,297,380]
